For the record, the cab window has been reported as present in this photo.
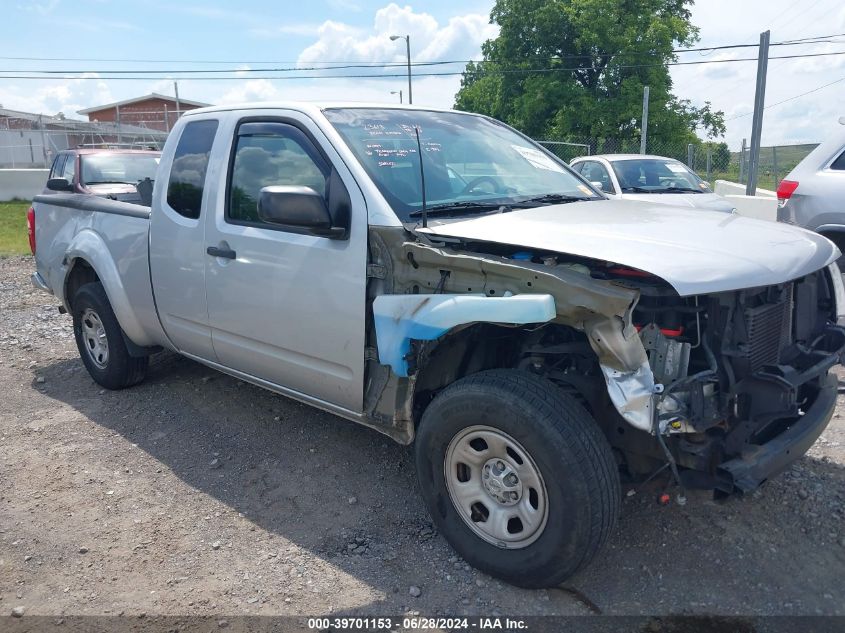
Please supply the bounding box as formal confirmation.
[227,121,329,226]
[49,154,67,179]
[579,161,615,193]
[166,119,219,219]
[61,154,76,183]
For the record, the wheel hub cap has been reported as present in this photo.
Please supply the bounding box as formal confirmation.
[444,425,549,549]
[481,458,522,506]
[80,308,109,369]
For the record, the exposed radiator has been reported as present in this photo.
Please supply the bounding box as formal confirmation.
[741,285,793,372]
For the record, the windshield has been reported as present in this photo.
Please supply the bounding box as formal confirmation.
[81,153,160,186]
[324,108,597,222]
[610,158,711,193]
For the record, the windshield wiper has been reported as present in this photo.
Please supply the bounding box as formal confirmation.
[514,193,592,206]
[86,180,133,185]
[661,186,704,193]
[621,186,652,193]
[408,201,508,218]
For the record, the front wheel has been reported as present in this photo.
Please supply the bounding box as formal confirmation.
[72,282,148,390]
[415,370,620,588]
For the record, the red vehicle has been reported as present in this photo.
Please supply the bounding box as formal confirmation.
[44,148,160,205]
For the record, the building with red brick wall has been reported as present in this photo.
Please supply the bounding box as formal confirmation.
[78,93,211,132]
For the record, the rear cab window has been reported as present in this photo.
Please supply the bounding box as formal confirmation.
[831,150,845,171]
[166,119,219,219]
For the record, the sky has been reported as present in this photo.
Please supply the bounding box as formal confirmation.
[1,0,844,150]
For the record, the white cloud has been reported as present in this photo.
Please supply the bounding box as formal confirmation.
[0,73,113,118]
[218,79,285,104]
[671,0,845,148]
[193,3,497,110]
[298,3,498,67]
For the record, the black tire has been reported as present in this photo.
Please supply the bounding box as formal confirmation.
[415,369,620,588]
[71,282,148,390]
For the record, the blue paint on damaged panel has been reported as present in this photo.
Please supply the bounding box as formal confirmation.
[372,293,556,377]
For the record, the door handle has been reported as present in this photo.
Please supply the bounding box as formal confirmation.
[206,245,236,260]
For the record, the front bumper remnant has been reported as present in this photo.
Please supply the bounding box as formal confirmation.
[718,372,837,492]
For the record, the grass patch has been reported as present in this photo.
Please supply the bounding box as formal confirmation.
[0,201,32,256]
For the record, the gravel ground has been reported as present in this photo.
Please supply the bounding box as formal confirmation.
[1,254,844,619]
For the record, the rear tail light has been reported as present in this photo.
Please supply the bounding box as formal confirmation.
[776,180,799,206]
[26,206,35,254]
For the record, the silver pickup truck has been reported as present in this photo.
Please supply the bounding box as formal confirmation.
[30,102,845,588]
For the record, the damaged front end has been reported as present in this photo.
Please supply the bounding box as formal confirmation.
[363,226,845,496]
[598,262,845,495]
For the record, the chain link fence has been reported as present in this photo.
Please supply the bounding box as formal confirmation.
[0,109,169,168]
[538,138,819,192]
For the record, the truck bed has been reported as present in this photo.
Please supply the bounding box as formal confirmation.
[32,193,167,349]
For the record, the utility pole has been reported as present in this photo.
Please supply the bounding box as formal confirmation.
[390,35,412,104]
[640,85,649,154]
[405,36,412,104]
[174,81,182,120]
[746,30,770,196]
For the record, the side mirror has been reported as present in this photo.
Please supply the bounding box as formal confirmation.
[47,178,73,192]
[589,181,604,192]
[257,186,346,239]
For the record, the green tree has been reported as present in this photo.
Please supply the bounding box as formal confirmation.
[455,0,725,149]
[710,141,731,171]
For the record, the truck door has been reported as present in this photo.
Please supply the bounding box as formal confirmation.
[149,117,221,360]
[203,113,368,412]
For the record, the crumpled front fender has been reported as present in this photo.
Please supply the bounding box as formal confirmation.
[585,316,657,433]
[373,293,556,377]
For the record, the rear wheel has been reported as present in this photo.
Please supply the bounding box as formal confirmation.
[415,369,620,588]
[72,282,148,389]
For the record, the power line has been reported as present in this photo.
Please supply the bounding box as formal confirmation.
[2,32,844,69]
[3,49,845,80]
[725,75,845,121]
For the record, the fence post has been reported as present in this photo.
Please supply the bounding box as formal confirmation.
[746,30,771,196]
[38,114,48,166]
[640,85,649,154]
[687,144,694,168]
[706,145,712,181]
[116,105,122,145]
[739,138,747,184]
[772,146,779,189]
